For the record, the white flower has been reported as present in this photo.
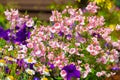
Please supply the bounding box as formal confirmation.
[105,73,111,77]
[116,24,120,30]
[18,45,28,53]
[5,76,14,80]
[42,68,50,76]
[26,19,34,27]
[8,45,13,51]
[0,59,6,66]
[109,55,115,62]
[4,56,17,62]
[35,50,41,55]
[82,71,89,78]
[17,54,26,59]
[25,68,35,75]
[24,57,36,64]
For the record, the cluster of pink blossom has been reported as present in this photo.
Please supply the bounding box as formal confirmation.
[0,2,120,80]
[86,2,99,13]
[25,2,120,79]
[4,9,34,29]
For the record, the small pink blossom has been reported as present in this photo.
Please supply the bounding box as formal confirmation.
[27,43,33,48]
[96,72,102,77]
[69,48,76,54]
[116,24,120,30]
[60,70,67,78]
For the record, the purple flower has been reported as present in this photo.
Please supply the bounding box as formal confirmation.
[92,33,101,38]
[0,24,31,45]
[58,31,64,36]
[5,67,11,73]
[30,63,34,69]
[112,67,120,70]
[76,33,86,43]
[62,64,80,80]
[50,33,54,39]
[66,34,72,40]
[17,59,24,67]
[33,77,39,80]
[48,62,55,69]
[0,27,10,41]
[14,25,31,44]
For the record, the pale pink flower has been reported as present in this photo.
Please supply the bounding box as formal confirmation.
[69,48,76,54]
[106,73,111,77]
[86,2,99,13]
[77,60,82,64]
[68,8,76,15]
[26,19,34,27]
[82,71,89,78]
[54,23,61,30]
[27,43,33,48]
[86,44,94,52]
[101,71,106,75]
[90,50,99,56]
[75,16,85,25]
[95,45,101,51]
[34,50,41,57]
[60,70,67,78]
[116,24,120,30]
[109,55,115,62]
[101,56,108,64]
[96,72,102,77]
[49,27,56,33]
[80,54,84,57]
[49,16,56,21]
[110,72,116,76]
[112,42,119,47]
[4,10,12,20]
[47,53,54,60]
[17,54,26,59]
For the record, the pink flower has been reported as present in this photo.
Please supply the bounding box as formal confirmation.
[54,23,61,30]
[82,71,89,78]
[4,9,19,22]
[60,70,67,78]
[116,24,120,30]
[69,48,76,54]
[27,43,33,48]
[109,55,115,62]
[101,71,106,75]
[68,8,76,15]
[86,44,94,52]
[75,16,85,25]
[96,72,102,77]
[101,56,108,64]
[17,54,26,59]
[95,45,101,51]
[26,19,34,27]
[47,53,54,60]
[86,2,99,13]
[90,50,99,56]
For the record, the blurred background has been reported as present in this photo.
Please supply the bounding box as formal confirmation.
[0,0,120,21]
[0,0,74,21]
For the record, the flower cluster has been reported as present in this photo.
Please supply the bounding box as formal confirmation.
[0,9,34,45]
[0,2,120,80]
